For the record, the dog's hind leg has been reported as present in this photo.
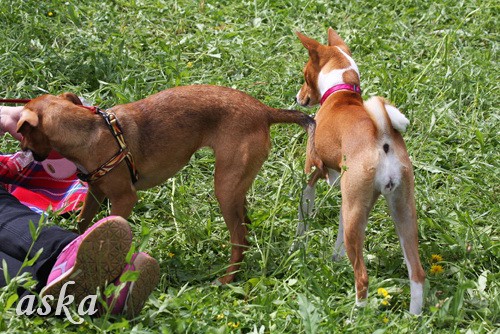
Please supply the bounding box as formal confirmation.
[340,169,378,307]
[213,135,269,284]
[289,169,321,252]
[385,172,425,314]
[325,169,346,261]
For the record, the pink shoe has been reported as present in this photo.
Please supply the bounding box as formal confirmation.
[106,252,160,319]
[41,216,132,303]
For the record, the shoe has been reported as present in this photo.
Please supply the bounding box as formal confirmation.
[41,216,133,303]
[106,252,160,319]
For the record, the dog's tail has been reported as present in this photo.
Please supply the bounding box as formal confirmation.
[364,96,409,136]
[267,108,314,130]
[268,109,322,174]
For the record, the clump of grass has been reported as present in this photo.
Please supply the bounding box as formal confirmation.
[1,0,498,332]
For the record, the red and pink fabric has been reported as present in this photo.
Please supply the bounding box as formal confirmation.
[0,150,87,215]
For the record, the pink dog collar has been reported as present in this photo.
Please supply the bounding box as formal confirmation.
[320,84,361,105]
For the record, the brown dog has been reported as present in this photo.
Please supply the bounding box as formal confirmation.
[17,85,314,284]
[294,28,425,314]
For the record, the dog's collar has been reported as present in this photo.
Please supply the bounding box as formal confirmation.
[77,107,139,184]
[320,83,361,105]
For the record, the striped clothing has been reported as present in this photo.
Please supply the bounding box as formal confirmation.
[0,152,87,215]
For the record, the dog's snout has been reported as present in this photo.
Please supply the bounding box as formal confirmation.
[296,96,310,107]
[295,92,310,107]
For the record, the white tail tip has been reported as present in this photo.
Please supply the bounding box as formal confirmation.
[385,104,410,132]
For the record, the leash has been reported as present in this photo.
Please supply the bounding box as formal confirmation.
[0,98,32,104]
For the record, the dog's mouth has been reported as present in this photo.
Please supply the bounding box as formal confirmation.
[296,96,311,107]
[29,150,49,162]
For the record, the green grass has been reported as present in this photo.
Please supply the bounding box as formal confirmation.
[1,0,498,332]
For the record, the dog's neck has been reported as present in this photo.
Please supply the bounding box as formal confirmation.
[318,46,361,103]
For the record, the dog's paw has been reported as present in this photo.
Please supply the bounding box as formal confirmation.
[211,279,223,287]
[332,252,345,262]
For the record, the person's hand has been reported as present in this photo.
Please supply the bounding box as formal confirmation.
[0,106,23,141]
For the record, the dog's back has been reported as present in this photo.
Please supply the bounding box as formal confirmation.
[111,85,314,190]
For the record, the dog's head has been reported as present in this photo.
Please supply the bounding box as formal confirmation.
[295,28,359,107]
[17,93,82,161]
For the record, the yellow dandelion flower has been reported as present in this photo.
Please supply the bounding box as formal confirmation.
[187,62,193,68]
[228,321,240,329]
[430,264,444,274]
[167,252,175,258]
[431,254,443,262]
[382,317,389,324]
[377,288,389,298]
[381,299,390,306]
[48,12,54,17]
[216,313,225,320]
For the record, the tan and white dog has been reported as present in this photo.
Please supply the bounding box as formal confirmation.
[294,28,425,314]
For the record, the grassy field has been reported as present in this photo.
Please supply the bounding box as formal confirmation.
[0,0,498,333]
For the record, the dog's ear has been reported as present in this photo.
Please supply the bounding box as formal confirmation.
[296,31,320,50]
[296,31,320,62]
[327,27,351,55]
[16,109,39,134]
[59,92,83,105]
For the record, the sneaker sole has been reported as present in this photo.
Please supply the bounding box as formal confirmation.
[42,217,132,303]
[123,254,160,319]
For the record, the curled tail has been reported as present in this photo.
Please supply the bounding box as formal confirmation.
[364,96,409,135]
[267,109,321,174]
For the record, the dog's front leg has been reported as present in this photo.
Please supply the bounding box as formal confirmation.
[290,170,324,253]
[108,190,138,219]
[78,185,105,233]
[293,182,316,244]
[332,208,345,261]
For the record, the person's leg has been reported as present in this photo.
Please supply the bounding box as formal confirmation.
[0,251,28,286]
[0,186,77,292]
[41,216,160,319]
[1,186,159,318]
